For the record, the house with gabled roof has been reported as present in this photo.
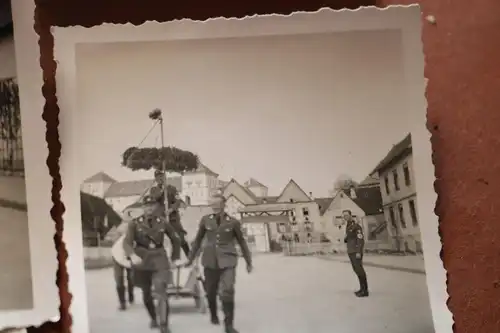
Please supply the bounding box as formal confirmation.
[320,184,390,252]
[181,162,221,206]
[237,179,329,253]
[372,133,421,253]
[244,178,268,198]
[80,171,117,199]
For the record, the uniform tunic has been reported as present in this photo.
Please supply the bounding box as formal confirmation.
[123,214,181,294]
[344,220,368,292]
[188,213,252,301]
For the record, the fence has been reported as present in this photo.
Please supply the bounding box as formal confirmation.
[0,78,24,177]
[282,242,337,256]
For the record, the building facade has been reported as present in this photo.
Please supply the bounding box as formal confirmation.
[374,134,422,253]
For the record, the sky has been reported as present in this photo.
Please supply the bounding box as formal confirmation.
[74,30,416,197]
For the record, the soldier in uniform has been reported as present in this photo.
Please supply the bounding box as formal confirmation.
[111,216,135,310]
[185,193,253,333]
[150,169,191,256]
[123,195,181,332]
[343,209,369,297]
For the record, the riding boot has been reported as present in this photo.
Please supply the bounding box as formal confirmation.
[222,301,239,333]
[157,298,171,333]
[355,275,369,297]
[143,294,157,327]
[116,286,126,310]
[127,285,135,304]
[207,296,219,325]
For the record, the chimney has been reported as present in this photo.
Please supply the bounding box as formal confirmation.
[349,187,357,199]
[309,191,313,199]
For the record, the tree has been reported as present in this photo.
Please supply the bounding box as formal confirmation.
[121,146,198,173]
[0,78,22,171]
[332,174,358,192]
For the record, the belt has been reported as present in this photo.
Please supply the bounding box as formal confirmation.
[136,243,164,250]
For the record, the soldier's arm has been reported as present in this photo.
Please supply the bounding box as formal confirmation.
[122,221,136,257]
[233,220,252,266]
[187,218,207,263]
[354,225,365,253]
[163,220,181,261]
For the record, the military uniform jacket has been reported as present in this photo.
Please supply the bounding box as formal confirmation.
[150,185,186,235]
[344,221,365,254]
[188,213,252,269]
[123,214,181,271]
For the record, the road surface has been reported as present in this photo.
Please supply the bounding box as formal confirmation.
[0,206,33,310]
[86,254,436,333]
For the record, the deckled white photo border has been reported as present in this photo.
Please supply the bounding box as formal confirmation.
[53,6,452,333]
[0,0,61,329]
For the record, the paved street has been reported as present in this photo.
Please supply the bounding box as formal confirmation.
[86,254,436,333]
[0,206,33,310]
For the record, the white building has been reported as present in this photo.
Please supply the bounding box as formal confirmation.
[81,162,220,214]
[373,134,422,253]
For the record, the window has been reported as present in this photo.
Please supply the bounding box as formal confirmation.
[302,207,309,216]
[246,235,256,244]
[398,203,406,228]
[392,169,400,191]
[384,176,390,194]
[415,240,423,253]
[304,221,313,232]
[289,199,295,203]
[389,207,396,229]
[409,200,418,226]
[403,163,411,186]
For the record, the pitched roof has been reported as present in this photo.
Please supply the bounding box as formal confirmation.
[80,191,122,232]
[83,171,117,184]
[314,197,334,215]
[359,174,380,187]
[244,178,267,188]
[222,178,258,203]
[276,179,311,203]
[341,187,383,216]
[372,133,412,174]
[185,163,219,177]
[256,196,279,204]
[104,176,182,198]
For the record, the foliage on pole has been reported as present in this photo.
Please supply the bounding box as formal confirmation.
[121,146,199,173]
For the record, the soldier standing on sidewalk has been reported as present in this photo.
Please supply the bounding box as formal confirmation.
[185,193,253,333]
[343,209,369,297]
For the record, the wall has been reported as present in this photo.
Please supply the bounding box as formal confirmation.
[322,192,365,251]
[247,185,268,198]
[181,172,212,205]
[0,36,15,79]
[379,153,420,250]
[80,181,112,199]
[225,195,244,220]
[104,195,140,215]
[379,153,416,205]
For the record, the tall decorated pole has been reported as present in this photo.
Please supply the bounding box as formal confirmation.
[151,108,170,221]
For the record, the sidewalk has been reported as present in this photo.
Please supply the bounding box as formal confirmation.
[318,253,426,274]
[0,175,27,211]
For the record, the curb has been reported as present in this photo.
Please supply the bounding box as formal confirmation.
[0,198,27,212]
[317,256,426,275]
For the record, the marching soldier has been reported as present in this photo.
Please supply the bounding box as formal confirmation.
[150,169,191,256]
[122,195,181,333]
[185,193,253,333]
[111,215,135,310]
[343,209,369,297]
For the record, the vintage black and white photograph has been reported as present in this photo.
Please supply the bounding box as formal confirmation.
[55,6,450,333]
[0,0,60,329]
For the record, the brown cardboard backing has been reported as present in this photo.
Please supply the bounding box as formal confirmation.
[29,0,500,332]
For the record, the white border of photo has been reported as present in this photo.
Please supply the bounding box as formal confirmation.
[52,6,452,333]
[0,0,61,330]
